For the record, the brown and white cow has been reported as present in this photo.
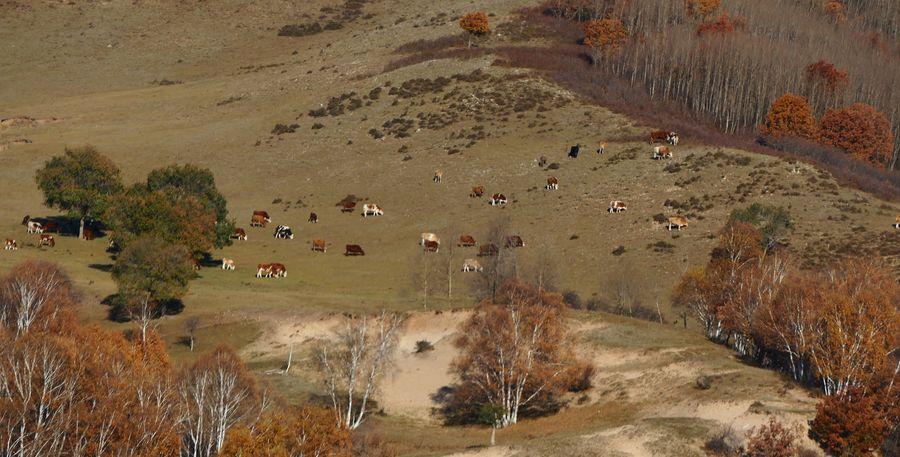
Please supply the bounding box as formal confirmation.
[478,244,499,257]
[4,239,17,250]
[458,235,476,247]
[420,233,440,246]
[362,204,383,217]
[340,201,357,213]
[190,258,201,271]
[892,215,899,229]
[423,240,440,253]
[506,235,525,248]
[221,258,236,270]
[308,212,318,224]
[597,143,606,155]
[462,258,483,272]
[253,210,271,222]
[232,228,248,240]
[538,156,548,167]
[270,263,287,277]
[312,239,327,252]
[650,130,679,145]
[652,146,672,160]
[608,201,627,213]
[256,263,272,278]
[38,234,55,248]
[345,244,365,256]
[667,216,689,231]
[250,214,267,227]
[546,177,559,190]
[82,227,95,241]
[433,170,443,183]
[470,186,485,198]
[490,193,507,206]
[26,220,43,234]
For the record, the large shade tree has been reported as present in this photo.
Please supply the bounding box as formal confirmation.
[35,146,123,239]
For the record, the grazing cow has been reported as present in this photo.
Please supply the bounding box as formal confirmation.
[308,212,318,224]
[312,239,327,252]
[433,170,443,183]
[546,177,559,190]
[649,130,669,144]
[667,216,689,231]
[597,143,606,155]
[608,201,627,213]
[253,210,271,222]
[232,228,247,241]
[892,215,899,229]
[82,227,95,241]
[42,221,59,233]
[490,193,507,206]
[341,201,357,213]
[462,258,483,272]
[506,235,525,248]
[38,234,55,248]
[470,186,485,198]
[26,221,43,234]
[20,215,30,226]
[269,263,287,277]
[652,146,672,160]
[362,204,383,217]
[568,144,580,159]
[256,263,272,278]
[420,233,440,246]
[423,240,440,253]
[221,258,236,270]
[668,132,679,145]
[458,235,476,247]
[538,156,548,167]
[274,225,294,239]
[345,244,365,256]
[190,258,201,271]
[4,239,17,250]
[478,244,499,257]
[250,214,268,227]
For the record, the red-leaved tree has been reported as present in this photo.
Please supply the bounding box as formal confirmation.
[819,103,894,168]
[760,93,817,139]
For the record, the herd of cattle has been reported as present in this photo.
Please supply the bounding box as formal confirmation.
[7,131,898,280]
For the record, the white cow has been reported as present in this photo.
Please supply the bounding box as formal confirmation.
[462,258,483,272]
[420,232,440,245]
[362,204,384,217]
[26,221,43,234]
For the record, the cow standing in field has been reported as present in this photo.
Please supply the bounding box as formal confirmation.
[538,156,547,167]
[38,234,55,248]
[506,235,525,248]
[82,228,95,241]
[232,228,247,240]
[470,186,485,198]
[433,170,443,183]
[568,144,580,159]
[256,263,272,278]
[312,239,327,252]
[4,239,17,250]
[650,130,678,145]
[597,143,606,155]
[420,233,440,246]
[546,177,559,190]
[345,244,365,256]
[27,221,43,234]
[274,225,294,239]
[253,210,271,223]
[423,240,440,253]
[490,194,507,206]
[894,216,900,229]
[222,258,236,270]
[462,258,483,272]
[609,201,627,213]
[20,215,30,226]
[270,263,287,277]
[667,216,689,231]
[652,146,672,160]
[190,258,201,271]
[362,204,383,217]
[341,201,357,213]
[458,235,476,247]
[308,212,318,224]
[250,214,268,227]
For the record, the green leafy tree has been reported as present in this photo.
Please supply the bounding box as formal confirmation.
[145,164,235,248]
[106,186,217,257]
[35,146,123,239]
[728,204,792,250]
[112,236,193,340]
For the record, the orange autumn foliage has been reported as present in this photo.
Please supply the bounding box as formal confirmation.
[810,390,891,456]
[583,18,628,55]
[459,12,490,36]
[805,60,850,93]
[685,0,722,18]
[760,93,817,139]
[823,1,846,23]
[696,12,746,37]
[745,417,801,457]
[819,103,894,168]
[221,407,352,457]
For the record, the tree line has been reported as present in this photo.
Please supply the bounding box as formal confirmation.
[672,213,899,455]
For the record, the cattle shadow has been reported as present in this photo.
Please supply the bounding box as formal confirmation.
[101,294,185,322]
[88,263,114,273]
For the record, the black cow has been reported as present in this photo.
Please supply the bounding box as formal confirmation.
[568,144,580,159]
[308,212,318,223]
[274,225,294,239]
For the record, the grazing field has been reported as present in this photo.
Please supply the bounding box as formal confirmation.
[1,0,897,455]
